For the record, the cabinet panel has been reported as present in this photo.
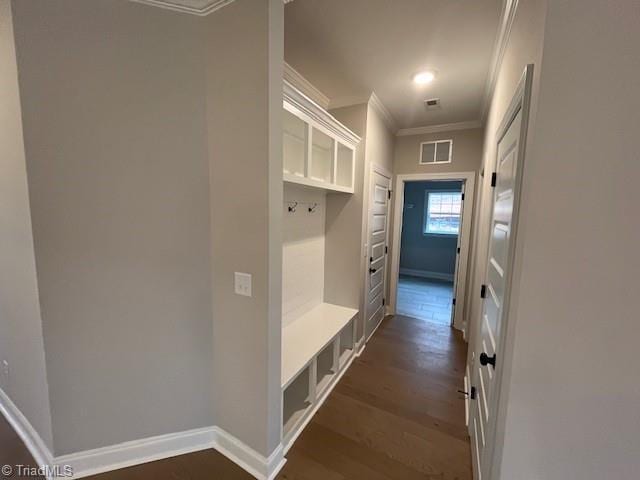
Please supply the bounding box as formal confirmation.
[336,143,354,189]
[310,127,334,184]
[284,110,307,177]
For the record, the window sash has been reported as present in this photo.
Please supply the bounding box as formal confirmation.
[424,191,462,235]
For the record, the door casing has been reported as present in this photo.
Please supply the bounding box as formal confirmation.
[468,64,534,480]
[388,171,476,335]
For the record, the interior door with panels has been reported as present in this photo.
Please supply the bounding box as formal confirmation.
[470,66,533,480]
[365,165,391,341]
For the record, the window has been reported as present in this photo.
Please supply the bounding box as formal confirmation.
[420,140,453,164]
[424,191,462,235]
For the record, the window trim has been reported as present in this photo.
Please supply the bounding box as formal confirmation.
[423,190,462,236]
[419,139,453,165]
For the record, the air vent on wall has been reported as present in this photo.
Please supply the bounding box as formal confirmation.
[424,98,441,110]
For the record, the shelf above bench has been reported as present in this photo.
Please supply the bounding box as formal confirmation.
[282,302,358,388]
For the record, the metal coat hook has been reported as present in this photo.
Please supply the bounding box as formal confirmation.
[287,201,298,213]
[308,202,318,213]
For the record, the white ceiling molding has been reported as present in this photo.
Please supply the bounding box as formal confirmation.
[283,63,330,110]
[284,80,361,146]
[480,0,520,119]
[368,92,398,135]
[396,120,483,137]
[129,0,236,16]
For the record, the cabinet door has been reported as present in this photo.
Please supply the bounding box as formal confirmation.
[335,142,355,190]
[283,109,307,178]
[310,127,334,184]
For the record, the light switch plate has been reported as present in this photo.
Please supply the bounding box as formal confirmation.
[234,272,252,297]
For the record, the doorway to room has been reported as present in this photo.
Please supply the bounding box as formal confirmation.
[390,172,475,333]
[397,180,462,324]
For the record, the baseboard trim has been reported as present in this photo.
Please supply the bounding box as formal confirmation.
[399,268,454,282]
[0,387,54,477]
[0,393,285,480]
[212,427,286,480]
[55,427,216,479]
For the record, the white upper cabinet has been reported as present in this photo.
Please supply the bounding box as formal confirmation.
[283,81,359,193]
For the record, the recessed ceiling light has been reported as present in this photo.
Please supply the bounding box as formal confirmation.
[413,71,435,85]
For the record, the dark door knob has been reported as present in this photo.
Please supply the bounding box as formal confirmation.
[369,268,377,274]
[479,352,496,369]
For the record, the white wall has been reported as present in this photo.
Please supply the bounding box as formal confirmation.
[495,0,640,477]
[0,0,54,451]
[282,185,326,327]
[11,0,213,455]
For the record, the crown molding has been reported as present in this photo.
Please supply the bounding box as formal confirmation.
[284,80,361,147]
[396,120,483,137]
[129,0,236,15]
[283,63,330,110]
[328,95,371,110]
[368,92,398,134]
[480,0,520,119]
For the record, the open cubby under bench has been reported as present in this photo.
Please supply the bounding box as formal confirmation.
[281,302,357,450]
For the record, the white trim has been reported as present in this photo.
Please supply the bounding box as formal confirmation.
[480,0,520,120]
[55,427,215,479]
[128,0,236,16]
[397,120,483,137]
[213,427,286,480]
[419,139,453,165]
[389,172,476,334]
[0,388,54,478]
[368,93,398,134]
[50,425,285,480]
[399,268,454,282]
[284,80,360,147]
[284,63,330,110]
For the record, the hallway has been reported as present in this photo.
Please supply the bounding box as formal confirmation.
[279,314,471,479]
[0,315,470,480]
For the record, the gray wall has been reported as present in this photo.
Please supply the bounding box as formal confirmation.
[493,0,640,477]
[0,0,54,451]
[12,0,213,455]
[207,0,283,456]
[399,181,462,277]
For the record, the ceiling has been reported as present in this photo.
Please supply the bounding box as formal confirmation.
[285,0,503,130]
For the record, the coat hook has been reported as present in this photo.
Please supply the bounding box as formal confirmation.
[308,202,318,213]
[288,201,298,213]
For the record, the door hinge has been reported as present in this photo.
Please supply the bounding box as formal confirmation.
[491,172,497,187]
[385,245,388,254]
[369,256,373,263]
[458,386,477,400]
[480,284,487,298]
[452,298,456,306]
[461,193,465,201]
[457,247,461,254]
[382,298,385,306]
[388,190,392,199]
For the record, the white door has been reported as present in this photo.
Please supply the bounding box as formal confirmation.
[470,66,532,480]
[451,181,467,327]
[365,166,391,341]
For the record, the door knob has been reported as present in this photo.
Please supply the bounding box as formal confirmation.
[369,268,377,274]
[479,352,496,369]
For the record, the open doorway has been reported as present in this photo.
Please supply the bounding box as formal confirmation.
[390,172,475,333]
[396,180,463,325]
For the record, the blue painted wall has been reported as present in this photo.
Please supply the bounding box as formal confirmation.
[399,180,463,277]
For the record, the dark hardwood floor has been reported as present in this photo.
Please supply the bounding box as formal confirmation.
[0,414,44,479]
[278,314,471,480]
[1,314,471,479]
